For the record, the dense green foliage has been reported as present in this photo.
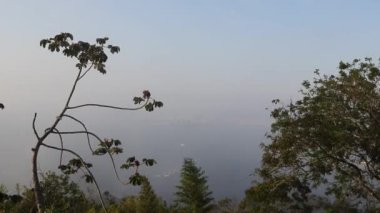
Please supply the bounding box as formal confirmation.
[0,172,93,212]
[174,158,214,213]
[41,172,92,212]
[242,58,380,212]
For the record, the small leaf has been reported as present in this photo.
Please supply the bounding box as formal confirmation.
[154,101,163,108]
[127,156,135,163]
[83,174,94,183]
[110,147,123,155]
[109,45,120,54]
[120,164,130,170]
[143,158,156,166]
[96,37,108,45]
[339,61,350,70]
[143,90,151,99]
[40,39,50,48]
[58,165,67,170]
[133,97,144,104]
[129,173,142,185]
[114,140,122,146]
[146,159,156,166]
[69,158,82,168]
[103,139,113,148]
[145,103,154,112]
[94,147,107,155]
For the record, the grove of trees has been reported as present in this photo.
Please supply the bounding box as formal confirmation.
[0,159,218,213]
[3,33,380,212]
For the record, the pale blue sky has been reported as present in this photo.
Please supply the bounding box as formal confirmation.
[1,0,380,201]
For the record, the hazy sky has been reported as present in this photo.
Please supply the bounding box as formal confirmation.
[1,0,380,202]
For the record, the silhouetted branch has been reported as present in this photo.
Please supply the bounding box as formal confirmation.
[62,114,94,152]
[52,128,64,166]
[50,130,103,146]
[67,99,149,110]
[106,149,130,185]
[78,63,94,80]
[32,113,40,140]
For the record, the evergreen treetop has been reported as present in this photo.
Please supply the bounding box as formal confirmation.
[175,158,214,213]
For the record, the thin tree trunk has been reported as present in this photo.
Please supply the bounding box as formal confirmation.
[32,142,44,212]
[31,69,82,212]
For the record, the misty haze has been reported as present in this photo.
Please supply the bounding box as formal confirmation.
[2,1,380,212]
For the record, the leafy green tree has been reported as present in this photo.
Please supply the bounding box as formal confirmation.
[1,172,93,212]
[40,171,92,212]
[32,33,163,212]
[136,176,160,213]
[174,158,214,213]
[243,58,380,212]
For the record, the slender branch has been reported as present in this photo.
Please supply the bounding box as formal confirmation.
[40,142,108,213]
[62,114,94,152]
[53,128,64,166]
[67,99,149,110]
[39,68,83,142]
[50,130,103,145]
[106,150,130,185]
[78,63,94,80]
[32,113,40,140]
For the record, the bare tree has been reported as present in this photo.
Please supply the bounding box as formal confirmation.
[32,33,163,212]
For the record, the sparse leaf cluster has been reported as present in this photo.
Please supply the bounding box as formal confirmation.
[94,138,123,156]
[58,158,92,175]
[32,33,163,213]
[133,90,163,112]
[120,157,156,186]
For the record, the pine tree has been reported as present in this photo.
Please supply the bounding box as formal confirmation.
[137,176,160,213]
[174,158,214,213]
